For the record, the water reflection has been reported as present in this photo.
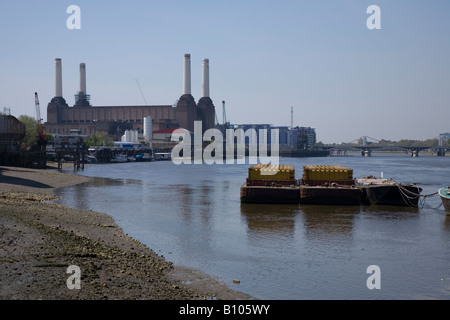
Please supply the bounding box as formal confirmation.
[300,205,359,240]
[442,214,450,234]
[53,177,143,210]
[176,184,195,219]
[165,182,216,228]
[360,204,420,220]
[240,203,299,237]
[86,176,143,187]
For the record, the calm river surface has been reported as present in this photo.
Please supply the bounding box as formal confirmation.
[55,155,450,299]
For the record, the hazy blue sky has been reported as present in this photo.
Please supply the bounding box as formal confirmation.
[1,0,449,143]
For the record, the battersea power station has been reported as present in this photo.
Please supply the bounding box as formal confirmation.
[45,54,216,138]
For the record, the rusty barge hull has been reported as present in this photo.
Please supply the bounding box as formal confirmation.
[240,183,362,205]
[356,177,422,206]
[299,185,362,205]
[360,184,422,206]
[240,165,423,207]
[240,183,422,206]
[240,183,300,204]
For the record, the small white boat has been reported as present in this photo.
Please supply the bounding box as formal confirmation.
[438,187,450,214]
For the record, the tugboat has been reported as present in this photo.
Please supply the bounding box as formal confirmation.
[438,187,450,214]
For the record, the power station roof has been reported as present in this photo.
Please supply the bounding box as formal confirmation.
[152,127,188,134]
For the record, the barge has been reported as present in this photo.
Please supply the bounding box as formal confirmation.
[240,183,300,204]
[240,164,423,207]
[299,165,361,205]
[356,176,422,206]
[439,187,450,214]
[240,164,300,204]
[299,185,362,205]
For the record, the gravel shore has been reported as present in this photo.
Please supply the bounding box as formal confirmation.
[0,165,252,300]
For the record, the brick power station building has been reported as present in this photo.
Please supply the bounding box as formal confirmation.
[45,54,215,139]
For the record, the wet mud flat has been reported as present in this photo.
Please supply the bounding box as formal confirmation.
[0,166,251,300]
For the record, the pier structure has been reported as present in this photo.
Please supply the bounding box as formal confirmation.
[52,132,86,169]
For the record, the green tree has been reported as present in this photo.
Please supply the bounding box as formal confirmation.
[85,131,114,147]
[18,114,38,146]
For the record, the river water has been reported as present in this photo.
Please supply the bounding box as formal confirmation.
[55,155,450,300]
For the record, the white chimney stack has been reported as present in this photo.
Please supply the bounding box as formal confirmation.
[79,63,86,94]
[183,54,191,95]
[55,58,63,97]
[202,58,209,98]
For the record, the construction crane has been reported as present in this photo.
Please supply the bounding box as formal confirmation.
[34,92,48,149]
[34,92,42,124]
[222,100,230,132]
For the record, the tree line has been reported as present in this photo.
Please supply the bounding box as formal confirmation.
[7,114,113,149]
[368,138,447,147]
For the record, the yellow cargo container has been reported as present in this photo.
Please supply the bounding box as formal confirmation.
[302,165,353,181]
[248,164,295,181]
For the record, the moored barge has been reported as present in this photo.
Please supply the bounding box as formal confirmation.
[299,185,362,205]
[240,164,300,204]
[299,165,361,205]
[240,164,423,207]
[356,176,422,206]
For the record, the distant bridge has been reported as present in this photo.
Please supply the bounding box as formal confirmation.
[322,136,447,157]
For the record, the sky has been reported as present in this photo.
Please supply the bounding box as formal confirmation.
[0,0,449,144]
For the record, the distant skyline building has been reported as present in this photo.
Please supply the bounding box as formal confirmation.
[45,55,215,140]
[229,123,316,149]
[44,57,319,147]
[291,126,316,149]
[439,132,450,146]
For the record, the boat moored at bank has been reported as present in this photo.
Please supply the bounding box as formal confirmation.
[298,165,361,205]
[240,164,300,204]
[356,176,422,207]
[240,164,423,207]
[438,187,450,214]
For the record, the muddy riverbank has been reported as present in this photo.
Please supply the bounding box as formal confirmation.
[0,165,251,300]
